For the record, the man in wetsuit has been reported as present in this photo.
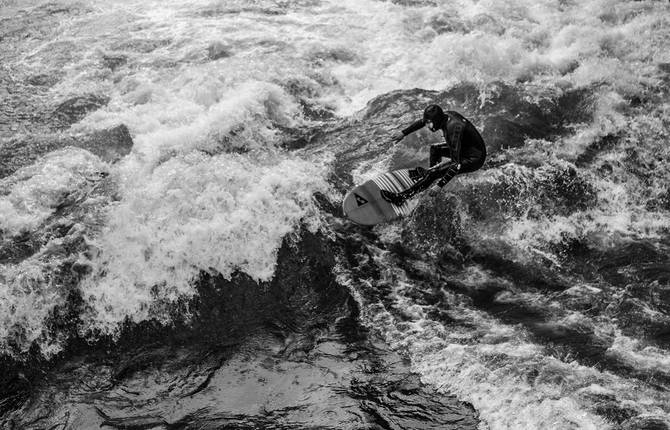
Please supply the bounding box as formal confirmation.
[380,104,486,206]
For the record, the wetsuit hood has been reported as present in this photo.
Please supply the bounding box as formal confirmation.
[423,104,446,132]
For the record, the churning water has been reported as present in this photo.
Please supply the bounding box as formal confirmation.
[1,0,669,428]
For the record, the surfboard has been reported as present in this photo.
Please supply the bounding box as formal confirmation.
[342,168,421,225]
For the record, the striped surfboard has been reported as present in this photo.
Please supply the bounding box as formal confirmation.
[342,168,420,225]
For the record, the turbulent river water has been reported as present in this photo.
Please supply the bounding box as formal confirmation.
[1,0,670,429]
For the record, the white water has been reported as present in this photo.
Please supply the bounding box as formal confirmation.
[0,147,107,235]
[2,0,670,427]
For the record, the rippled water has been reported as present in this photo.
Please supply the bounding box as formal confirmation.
[1,0,669,428]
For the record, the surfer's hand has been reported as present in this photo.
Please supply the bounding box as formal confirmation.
[390,132,404,144]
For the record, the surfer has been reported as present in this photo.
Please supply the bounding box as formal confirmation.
[380,105,486,206]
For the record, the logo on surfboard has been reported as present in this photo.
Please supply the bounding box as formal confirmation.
[354,193,368,206]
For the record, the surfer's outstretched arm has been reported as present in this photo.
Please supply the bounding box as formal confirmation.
[402,119,426,136]
[390,119,425,144]
[390,131,404,144]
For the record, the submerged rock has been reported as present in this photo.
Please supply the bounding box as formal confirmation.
[101,54,128,71]
[111,38,171,53]
[206,41,232,60]
[52,94,110,128]
[0,124,134,179]
[25,73,61,87]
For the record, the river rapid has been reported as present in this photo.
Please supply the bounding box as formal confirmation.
[1,0,670,429]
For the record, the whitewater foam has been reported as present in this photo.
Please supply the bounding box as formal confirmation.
[0,257,67,356]
[2,2,670,426]
[77,150,329,336]
[0,147,109,237]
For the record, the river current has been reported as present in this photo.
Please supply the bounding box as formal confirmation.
[1,0,669,429]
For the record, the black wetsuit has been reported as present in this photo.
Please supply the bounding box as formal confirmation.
[397,111,486,199]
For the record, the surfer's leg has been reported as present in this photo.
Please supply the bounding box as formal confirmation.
[432,152,485,190]
[406,161,458,195]
[458,150,485,174]
[406,144,452,183]
[381,162,458,205]
[408,166,427,181]
[430,143,450,167]
[381,149,484,206]
[434,162,460,188]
